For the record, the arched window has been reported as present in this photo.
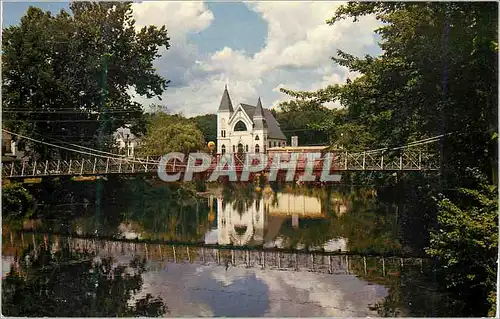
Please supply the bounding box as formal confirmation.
[245,145,249,152]
[269,141,272,148]
[237,143,244,153]
[255,144,260,153]
[221,144,226,154]
[273,141,277,147]
[234,120,247,131]
[255,135,260,141]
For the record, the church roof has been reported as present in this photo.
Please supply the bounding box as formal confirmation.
[253,97,266,130]
[218,85,234,112]
[240,103,287,140]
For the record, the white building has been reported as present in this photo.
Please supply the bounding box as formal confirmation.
[113,126,140,158]
[216,86,287,154]
[2,131,25,161]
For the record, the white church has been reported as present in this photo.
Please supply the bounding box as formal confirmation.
[216,86,287,154]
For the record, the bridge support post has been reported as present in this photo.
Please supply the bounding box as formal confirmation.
[68,160,72,174]
[44,161,48,175]
[173,246,177,263]
[363,256,367,275]
[93,158,97,174]
[32,161,37,176]
[21,161,26,176]
[362,152,366,170]
[106,158,109,173]
[187,247,191,263]
[119,161,122,173]
[10,163,14,177]
[344,151,348,170]
[202,248,205,264]
[232,250,235,265]
[80,160,84,175]
[56,160,60,174]
[145,156,149,173]
[346,255,349,274]
[382,257,386,276]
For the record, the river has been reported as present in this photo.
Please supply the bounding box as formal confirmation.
[2,177,455,316]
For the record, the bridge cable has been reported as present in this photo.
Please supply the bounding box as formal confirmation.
[354,131,460,155]
[2,129,160,165]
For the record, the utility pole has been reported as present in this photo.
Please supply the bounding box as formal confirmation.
[95,52,112,231]
[92,52,110,317]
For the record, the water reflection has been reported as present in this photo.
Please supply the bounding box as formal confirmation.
[2,231,419,317]
[2,179,455,317]
[211,189,349,251]
[10,182,402,254]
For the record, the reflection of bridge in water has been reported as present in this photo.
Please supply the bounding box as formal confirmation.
[8,232,428,277]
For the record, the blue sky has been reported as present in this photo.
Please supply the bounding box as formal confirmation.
[3,1,382,116]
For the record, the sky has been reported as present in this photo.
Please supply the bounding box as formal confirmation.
[3,1,383,117]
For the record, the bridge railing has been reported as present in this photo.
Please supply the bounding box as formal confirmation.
[2,149,439,178]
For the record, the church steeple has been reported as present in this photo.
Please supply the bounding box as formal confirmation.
[218,85,234,113]
[253,97,266,130]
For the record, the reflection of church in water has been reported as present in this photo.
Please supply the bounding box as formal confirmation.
[213,192,348,247]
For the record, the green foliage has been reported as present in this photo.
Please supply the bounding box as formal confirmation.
[274,99,342,146]
[2,3,170,159]
[280,2,498,182]
[427,177,498,316]
[2,182,35,219]
[138,113,205,155]
[192,113,217,143]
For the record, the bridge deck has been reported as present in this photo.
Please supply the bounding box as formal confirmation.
[2,151,438,179]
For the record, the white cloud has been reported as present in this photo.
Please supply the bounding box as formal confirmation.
[129,1,382,116]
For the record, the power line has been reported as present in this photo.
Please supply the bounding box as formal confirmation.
[2,110,143,114]
[4,120,114,123]
[2,129,159,165]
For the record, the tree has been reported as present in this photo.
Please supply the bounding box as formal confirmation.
[427,171,498,316]
[192,114,217,143]
[2,2,170,160]
[274,95,344,146]
[138,113,205,155]
[280,2,498,184]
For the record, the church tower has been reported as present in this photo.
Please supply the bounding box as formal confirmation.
[252,97,267,153]
[217,85,234,154]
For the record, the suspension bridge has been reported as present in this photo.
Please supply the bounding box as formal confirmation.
[1,129,446,180]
